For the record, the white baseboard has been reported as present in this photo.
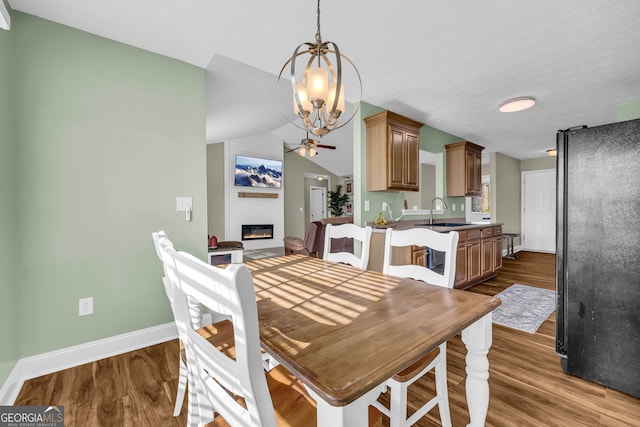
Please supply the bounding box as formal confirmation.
[0,363,22,407]
[0,322,178,405]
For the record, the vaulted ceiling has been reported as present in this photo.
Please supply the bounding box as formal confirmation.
[9,0,640,176]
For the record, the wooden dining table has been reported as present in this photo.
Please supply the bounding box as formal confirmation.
[245,255,501,427]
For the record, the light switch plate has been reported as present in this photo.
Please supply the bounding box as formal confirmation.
[176,197,192,211]
[364,200,370,211]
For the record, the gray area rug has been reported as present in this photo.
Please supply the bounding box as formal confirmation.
[492,284,556,334]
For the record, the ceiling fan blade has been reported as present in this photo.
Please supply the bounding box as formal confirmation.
[317,144,336,150]
[285,146,300,153]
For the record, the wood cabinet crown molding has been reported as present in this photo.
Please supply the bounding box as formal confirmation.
[365,110,423,192]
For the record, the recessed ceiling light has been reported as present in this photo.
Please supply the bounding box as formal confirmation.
[499,96,536,113]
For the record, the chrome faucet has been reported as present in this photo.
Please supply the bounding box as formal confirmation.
[429,197,448,225]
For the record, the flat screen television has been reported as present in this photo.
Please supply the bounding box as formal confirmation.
[234,155,283,189]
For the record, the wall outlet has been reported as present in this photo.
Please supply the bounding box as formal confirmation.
[461,203,465,211]
[452,204,456,212]
[364,200,370,211]
[79,297,93,316]
[382,201,388,212]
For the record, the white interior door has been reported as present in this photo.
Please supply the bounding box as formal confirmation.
[522,169,556,252]
[310,186,326,222]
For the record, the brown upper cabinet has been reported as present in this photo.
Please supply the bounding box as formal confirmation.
[445,141,484,196]
[365,110,423,192]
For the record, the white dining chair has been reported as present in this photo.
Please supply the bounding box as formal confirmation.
[323,223,373,269]
[152,230,232,417]
[151,231,190,416]
[169,249,382,427]
[373,227,459,427]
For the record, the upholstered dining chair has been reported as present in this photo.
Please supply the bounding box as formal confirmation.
[323,223,373,269]
[373,227,459,427]
[168,249,382,427]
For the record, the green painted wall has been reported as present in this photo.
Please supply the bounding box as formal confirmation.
[491,152,521,238]
[0,2,18,385]
[356,101,466,225]
[617,99,640,121]
[11,12,207,358]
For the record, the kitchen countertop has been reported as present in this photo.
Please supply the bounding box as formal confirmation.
[367,219,501,233]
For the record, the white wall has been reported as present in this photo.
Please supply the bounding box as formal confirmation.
[225,135,285,250]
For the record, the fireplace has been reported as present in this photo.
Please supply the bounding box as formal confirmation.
[242,224,274,241]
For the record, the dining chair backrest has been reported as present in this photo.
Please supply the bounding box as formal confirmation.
[323,223,373,269]
[171,250,276,427]
[382,228,459,288]
[152,231,207,328]
[152,230,176,300]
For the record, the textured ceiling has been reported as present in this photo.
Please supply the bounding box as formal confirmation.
[9,0,640,176]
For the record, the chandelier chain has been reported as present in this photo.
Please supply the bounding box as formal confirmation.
[315,0,321,43]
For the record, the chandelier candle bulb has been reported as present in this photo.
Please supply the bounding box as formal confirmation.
[307,67,329,104]
[294,83,312,114]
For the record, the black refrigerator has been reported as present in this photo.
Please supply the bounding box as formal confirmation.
[556,118,640,398]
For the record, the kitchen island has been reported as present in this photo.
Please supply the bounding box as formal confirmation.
[366,219,503,290]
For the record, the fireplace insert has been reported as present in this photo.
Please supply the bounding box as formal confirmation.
[241,224,274,241]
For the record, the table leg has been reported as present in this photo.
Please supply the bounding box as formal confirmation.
[461,313,492,427]
[307,385,385,427]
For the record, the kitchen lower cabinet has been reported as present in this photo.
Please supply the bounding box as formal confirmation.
[455,229,481,289]
[455,225,502,290]
[412,246,427,267]
[481,236,494,277]
[368,225,502,289]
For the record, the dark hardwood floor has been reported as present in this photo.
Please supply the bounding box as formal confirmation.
[15,252,640,426]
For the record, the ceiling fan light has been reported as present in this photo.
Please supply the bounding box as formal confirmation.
[547,148,557,157]
[309,148,318,157]
[499,96,536,113]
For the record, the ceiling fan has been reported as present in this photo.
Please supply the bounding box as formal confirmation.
[287,132,336,157]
